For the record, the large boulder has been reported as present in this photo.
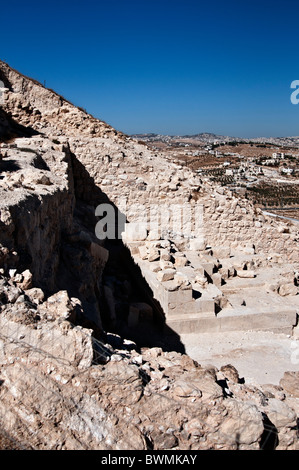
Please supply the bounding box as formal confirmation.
[280,371,299,398]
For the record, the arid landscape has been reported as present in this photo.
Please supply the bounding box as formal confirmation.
[0,60,298,451]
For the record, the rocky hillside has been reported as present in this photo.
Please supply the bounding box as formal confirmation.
[0,60,298,450]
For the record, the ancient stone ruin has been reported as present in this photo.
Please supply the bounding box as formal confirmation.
[0,60,298,450]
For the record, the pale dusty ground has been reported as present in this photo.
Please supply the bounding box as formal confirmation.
[180,330,299,385]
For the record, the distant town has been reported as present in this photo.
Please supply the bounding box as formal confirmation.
[132,133,299,220]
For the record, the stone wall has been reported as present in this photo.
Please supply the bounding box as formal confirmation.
[0,133,108,328]
[201,187,299,263]
[0,141,74,291]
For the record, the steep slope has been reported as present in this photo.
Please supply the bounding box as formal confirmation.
[1,59,298,260]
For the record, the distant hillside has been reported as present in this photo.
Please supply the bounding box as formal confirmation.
[131,132,299,147]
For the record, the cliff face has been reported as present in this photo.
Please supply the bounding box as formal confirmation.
[0,132,107,330]
[0,60,298,450]
[0,138,74,280]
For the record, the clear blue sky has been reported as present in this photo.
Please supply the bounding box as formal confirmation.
[2,0,299,137]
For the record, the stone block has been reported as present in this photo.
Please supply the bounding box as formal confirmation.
[219,260,235,279]
[149,262,161,273]
[237,270,256,278]
[25,287,45,305]
[19,269,33,290]
[194,265,205,277]
[174,272,190,288]
[138,245,148,260]
[212,245,231,259]
[147,230,160,241]
[39,290,76,323]
[194,275,208,288]
[162,280,180,292]
[157,269,176,282]
[199,299,216,316]
[174,255,188,267]
[148,247,160,262]
[212,272,222,288]
[160,249,171,261]
[166,287,193,304]
[201,262,214,277]
[265,398,297,428]
[124,223,148,241]
[280,371,299,398]
[189,237,206,251]
[160,259,173,270]
[278,283,298,297]
[202,284,223,299]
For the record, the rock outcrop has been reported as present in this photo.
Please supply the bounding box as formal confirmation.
[0,276,298,450]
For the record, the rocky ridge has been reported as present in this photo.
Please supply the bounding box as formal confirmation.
[0,275,298,450]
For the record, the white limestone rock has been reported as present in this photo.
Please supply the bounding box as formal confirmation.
[138,245,148,260]
[189,237,206,251]
[157,269,176,282]
[123,223,148,242]
[237,270,256,278]
[278,283,298,297]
